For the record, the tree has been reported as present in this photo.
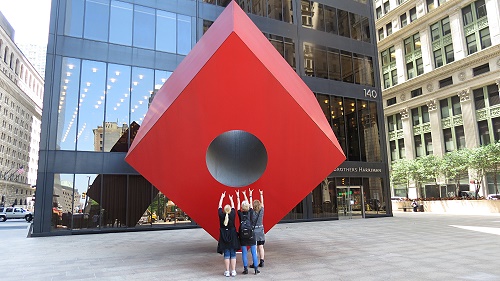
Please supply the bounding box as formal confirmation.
[412,155,441,198]
[390,158,413,198]
[469,145,490,198]
[440,148,472,197]
[479,141,500,195]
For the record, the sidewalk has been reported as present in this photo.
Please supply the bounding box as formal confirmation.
[3,212,500,280]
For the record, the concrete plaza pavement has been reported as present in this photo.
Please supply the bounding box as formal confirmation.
[2,212,500,281]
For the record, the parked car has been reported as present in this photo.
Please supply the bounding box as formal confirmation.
[0,207,33,222]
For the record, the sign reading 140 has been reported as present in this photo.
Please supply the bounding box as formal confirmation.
[364,89,378,99]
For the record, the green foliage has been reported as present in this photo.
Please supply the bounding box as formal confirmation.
[441,148,471,182]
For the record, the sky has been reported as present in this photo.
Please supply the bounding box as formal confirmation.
[0,0,51,44]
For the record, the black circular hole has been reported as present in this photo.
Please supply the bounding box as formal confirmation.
[206,130,267,187]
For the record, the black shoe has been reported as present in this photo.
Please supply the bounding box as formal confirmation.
[249,264,255,268]
[259,259,264,267]
[254,268,260,275]
[242,267,248,275]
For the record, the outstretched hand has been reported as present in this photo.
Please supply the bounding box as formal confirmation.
[249,188,253,195]
[235,190,240,197]
[259,189,263,194]
[221,191,226,198]
[229,195,233,201]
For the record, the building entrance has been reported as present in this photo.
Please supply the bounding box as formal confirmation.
[336,186,363,219]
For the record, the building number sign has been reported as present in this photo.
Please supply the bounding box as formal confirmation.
[364,89,378,99]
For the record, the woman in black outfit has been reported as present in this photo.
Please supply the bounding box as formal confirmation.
[217,191,240,277]
[236,190,260,275]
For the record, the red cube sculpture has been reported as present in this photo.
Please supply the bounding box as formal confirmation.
[125,1,346,239]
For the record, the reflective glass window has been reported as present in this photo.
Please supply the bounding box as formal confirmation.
[77,60,106,151]
[283,0,293,23]
[109,1,133,45]
[327,48,341,81]
[57,58,81,151]
[345,98,360,161]
[351,13,362,40]
[156,10,176,53]
[84,0,110,41]
[52,174,75,232]
[314,46,327,79]
[267,0,283,20]
[130,67,154,125]
[253,0,266,17]
[440,99,450,118]
[324,6,337,34]
[177,15,192,55]
[311,3,325,31]
[104,64,131,152]
[478,120,490,145]
[331,96,347,155]
[341,51,353,83]
[338,10,350,38]
[154,70,172,92]
[487,84,500,106]
[284,38,295,70]
[64,0,85,37]
[133,6,155,49]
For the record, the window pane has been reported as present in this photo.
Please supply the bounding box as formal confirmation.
[351,13,362,40]
[440,99,450,118]
[156,11,176,53]
[77,60,106,151]
[65,0,85,37]
[84,0,110,41]
[442,17,450,36]
[473,88,485,110]
[476,0,487,19]
[284,38,296,70]
[480,28,491,49]
[487,84,500,106]
[177,14,192,55]
[268,0,283,21]
[338,10,350,37]
[324,6,338,34]
[462,5,473,25]
[443,128,453,152]
[422,105,430,123]
[130,67,154,125]
[407,62,414,79]
[133,6,155,49]
[414,135,422,157]
[478,120,490,145]
[353,54,363,84]
[424,132,433,155]
[314,46,328,79]
[344,98,360,161]
[109,1,133,45]
[445,44,454,63]
[466,34,477,54]
[455,126,465,149]
[341,51,353,83]
[431,23,440,41]
[412,108,419,126]
[434,49,443,68]
[104,64,131,152]
[57,58,81,150]
[451,95,461,115]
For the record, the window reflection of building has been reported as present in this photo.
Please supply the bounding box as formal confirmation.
[93,122,128,152]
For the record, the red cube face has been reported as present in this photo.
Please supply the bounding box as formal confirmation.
[125,1,345,239]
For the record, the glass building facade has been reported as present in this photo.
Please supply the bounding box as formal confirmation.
[33,0,390,235]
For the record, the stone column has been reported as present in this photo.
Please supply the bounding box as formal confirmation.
[458,88,480,149]
[448,7,466,61]
[427,99,445,157]
[400,107,414,160]
[394,41,406,82]
[486,0,500,45]
[419,27,433,73]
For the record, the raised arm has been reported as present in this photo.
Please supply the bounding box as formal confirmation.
[259,189,264,208]
[242,190,248,204]
[249,189,254,209]
[229,195,234,209]
[218,191,226,208]
[236,190,241,210]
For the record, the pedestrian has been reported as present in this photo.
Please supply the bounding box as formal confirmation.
[411,200,418,212]
[236,190,260,275]
[249,189,265,268]
[217,192,239,277]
